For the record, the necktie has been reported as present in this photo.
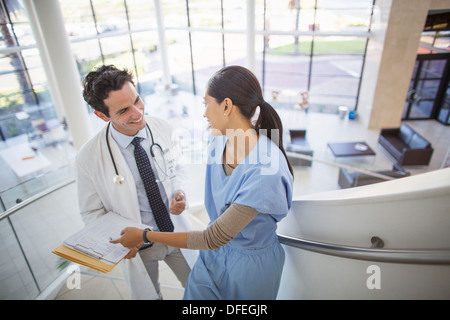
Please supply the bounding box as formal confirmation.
[132,137,174,232]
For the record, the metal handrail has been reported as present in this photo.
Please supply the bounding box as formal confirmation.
[286,152,395,181]
[277,234,450,265]
[0,178,76,222]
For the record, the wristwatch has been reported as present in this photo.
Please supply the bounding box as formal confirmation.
[143,228,153,245]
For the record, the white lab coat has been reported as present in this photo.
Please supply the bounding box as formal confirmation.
[76,116,198,299]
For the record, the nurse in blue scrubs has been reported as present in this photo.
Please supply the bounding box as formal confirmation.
[112,65,294,300]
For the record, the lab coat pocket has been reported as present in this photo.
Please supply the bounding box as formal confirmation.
[162,148,177,180]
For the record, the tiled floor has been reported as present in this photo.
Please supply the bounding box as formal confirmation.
[1,106,449,300]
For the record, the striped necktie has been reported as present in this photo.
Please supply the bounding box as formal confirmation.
[132,137,174,232]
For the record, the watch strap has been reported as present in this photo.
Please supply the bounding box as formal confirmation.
[143,228,153,244]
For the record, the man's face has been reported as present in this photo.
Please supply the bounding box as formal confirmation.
[95,81,146,136]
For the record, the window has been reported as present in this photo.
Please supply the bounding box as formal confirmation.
[61,0,163,99]
[0,0,52,140]
[62,0,374,115]
[1,0,375,144]
[257,0,373,112]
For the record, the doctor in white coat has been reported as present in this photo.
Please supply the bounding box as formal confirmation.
[76,65,197,299]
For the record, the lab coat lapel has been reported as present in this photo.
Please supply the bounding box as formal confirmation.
[103,124,142,223]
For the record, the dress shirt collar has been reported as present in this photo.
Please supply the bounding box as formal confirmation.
[109,123,147,149]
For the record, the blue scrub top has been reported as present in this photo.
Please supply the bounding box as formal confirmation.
[183,134,293,300]
[205,134,293,248]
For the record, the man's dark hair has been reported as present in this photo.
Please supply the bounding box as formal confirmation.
[82,65,134,117]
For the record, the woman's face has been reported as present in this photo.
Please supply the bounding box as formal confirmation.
[203,93,226,136]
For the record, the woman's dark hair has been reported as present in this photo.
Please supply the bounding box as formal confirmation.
[82,65,134,117]
[207,65,293,176]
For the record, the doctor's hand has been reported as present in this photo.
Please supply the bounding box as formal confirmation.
[110,227,143,249]
[123,245,141,259]
[170,191,186,215]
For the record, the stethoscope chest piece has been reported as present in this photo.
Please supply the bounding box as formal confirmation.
[107,122,170,186]
[113,175,125,185]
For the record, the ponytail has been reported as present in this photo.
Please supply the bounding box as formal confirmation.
[255,101,294,177]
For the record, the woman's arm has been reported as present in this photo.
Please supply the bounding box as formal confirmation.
[111,204,257,250]
[110,227,189,248]
[187,204,257,250]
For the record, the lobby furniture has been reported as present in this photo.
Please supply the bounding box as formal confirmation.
[338,167,410,189]
[0,144,51,178]
[30,118,63,146]
[286,130,314,167]
[378,124,433,166]
[327,141,376,157]
[442,146,450,169]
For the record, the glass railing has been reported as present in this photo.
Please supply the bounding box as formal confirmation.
[0,164,76,213]
[0,170,82,299]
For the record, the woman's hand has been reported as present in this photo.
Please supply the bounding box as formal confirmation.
[110,227,143,249]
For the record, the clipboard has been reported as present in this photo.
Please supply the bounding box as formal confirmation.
[52,244,117,273]
[52,212,149,273]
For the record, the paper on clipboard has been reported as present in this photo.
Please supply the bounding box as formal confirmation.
[53,212,149,272]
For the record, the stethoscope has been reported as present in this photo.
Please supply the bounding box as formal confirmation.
[106,122,168,185]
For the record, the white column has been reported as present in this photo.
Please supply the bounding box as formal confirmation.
[23,0,64,122]
[23,0,93,150]
[246,0,256,72]
[154,0,171,88]
[357,0,432,129]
